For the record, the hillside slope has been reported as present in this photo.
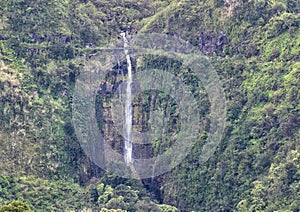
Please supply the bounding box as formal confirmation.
[0,0,299,211]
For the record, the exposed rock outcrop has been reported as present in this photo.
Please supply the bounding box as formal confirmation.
[198,31,229,55]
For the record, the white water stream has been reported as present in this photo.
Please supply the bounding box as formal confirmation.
[121,32,133,164]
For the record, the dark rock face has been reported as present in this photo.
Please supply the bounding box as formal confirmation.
[95,63,179,168]
[198,31,229,55]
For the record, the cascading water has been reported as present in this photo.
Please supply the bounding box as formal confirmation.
[120,32,133,164]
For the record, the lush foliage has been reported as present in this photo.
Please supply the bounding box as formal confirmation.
[0,0,299,211]
[0,174,177,211]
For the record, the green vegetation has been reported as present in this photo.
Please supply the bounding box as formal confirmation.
[0,0,299,211]
[0,174,177,211]
[0,200,32,212]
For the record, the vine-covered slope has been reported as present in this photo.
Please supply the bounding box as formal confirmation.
[0,0,299,211]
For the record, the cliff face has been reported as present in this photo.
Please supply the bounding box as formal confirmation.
[0,0,299,211]
[198,31,229,55]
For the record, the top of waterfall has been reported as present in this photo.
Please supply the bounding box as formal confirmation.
[120,32,130,49]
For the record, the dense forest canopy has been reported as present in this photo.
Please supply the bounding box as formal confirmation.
[0,0,299,211]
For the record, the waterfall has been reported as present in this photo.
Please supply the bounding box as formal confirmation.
[121,32,133,164]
